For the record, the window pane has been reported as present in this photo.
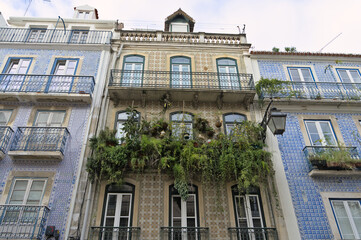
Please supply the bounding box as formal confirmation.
[301,69,313,82]
[0,110,12,125]
[289,69,301,81]
[125,56,143,63]
[120,195,131,217]
[50,112,65,127]
[187,218,196,227]
[119,218,129,227]
[225,114,246,123]
[252,219,262,228]
[332,201,354,238]
[235,196,247,218]
[171,113,192,122]
[105,218,115,227]
[172,57,190,64]
[186,196,195,217]
[106,195,117,217]
[339,70,351,83]
[173,197,182,218]
[350,70,361,83]
[217,59,236,66]
[173,218,181,227]
[249,196,260,217]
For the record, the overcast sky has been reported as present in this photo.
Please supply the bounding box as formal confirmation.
[1,0,360,54]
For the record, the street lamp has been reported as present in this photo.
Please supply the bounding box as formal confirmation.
[261,100,287,141]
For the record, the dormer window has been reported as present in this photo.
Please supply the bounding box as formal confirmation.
[78,11,90,19]
[170,22,188,32]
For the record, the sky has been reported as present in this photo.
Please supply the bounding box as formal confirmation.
[1,0,361,54]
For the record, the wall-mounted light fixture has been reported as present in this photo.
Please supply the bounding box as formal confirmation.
[261,100,287,141]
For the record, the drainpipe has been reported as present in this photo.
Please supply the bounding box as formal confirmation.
[80,43,124,240]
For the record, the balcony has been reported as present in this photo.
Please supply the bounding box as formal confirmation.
[0,74,95,103]
[0,28,112,44]
[118,30,248,46]
[109,70,255,104]
[89,226,141,240]
[259,81,361,104]
[303,146,361,176]
[0,126,14,160]
[228,227,278,240]
[0,205,50,240]
[9,127,69,162]
[160,227,209,240]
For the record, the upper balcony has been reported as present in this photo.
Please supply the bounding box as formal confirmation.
[303,146,361,176]
[259,81,361,104]
[0,27,112,44]
[118,30,248,47]
[0,205,50,240]
[0,126,14,160]
[0,73,94,103]
[9,127,70,162]
[109,70,255,104]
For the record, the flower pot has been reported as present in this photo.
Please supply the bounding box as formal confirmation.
[215,121,222,128]
[310,159,327,169]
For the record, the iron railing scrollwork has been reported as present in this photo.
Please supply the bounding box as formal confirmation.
[160,227,209,240]
[228,227,278,240]
[89,226,141,240]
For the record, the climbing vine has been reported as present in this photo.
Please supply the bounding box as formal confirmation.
[86,107,273,200]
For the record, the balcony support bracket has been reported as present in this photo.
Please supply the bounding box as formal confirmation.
[216,93,223,110]
[192,93,199,109]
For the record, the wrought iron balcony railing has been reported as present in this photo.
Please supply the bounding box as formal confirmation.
[10,127,69,154]
[228,227,278,240]
[110,70,255,91]
[0,28,112,44]
[0,205,50,240]
[303,146,360,170]
[0,73,95,96]
[259,81,361,101]
[89,226,141,240]
[160,227,209,240]
[0,126,13,154]
[119,30,247,46]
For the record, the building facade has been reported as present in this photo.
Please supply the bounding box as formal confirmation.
[252,51,361,239]
[0,6,114,239]
[79,9,287,240]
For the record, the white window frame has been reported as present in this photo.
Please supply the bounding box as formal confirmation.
[170,22,189,32]
[234,194,264,229]
[103,193,133,228]
[122,55,144,86]
[70,30,89,44]
[77,11,91,19]
[304,120,337,146]
[288,67,315,82]
[0,110,13,126]
[27,29,47,42]
[171,194,197,228]
[330,199,361,239]
[34,111,65,127]
[336,68,361,84]
[7,178,47,205]
[116,111,140,141]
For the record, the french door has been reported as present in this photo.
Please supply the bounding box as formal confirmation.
[47,59,78,93]
[0,58,31,92]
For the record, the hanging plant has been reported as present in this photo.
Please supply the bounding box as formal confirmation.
[86,107,273,200]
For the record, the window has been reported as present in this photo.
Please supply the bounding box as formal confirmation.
[170,112,193,139]
[171,56,191,88]
[2,178,47,223]
[122,55,144,86]
[33,111,65,127]
[103,183,134,239]
[7,178,47,205]
[223,113,246,135]
[0,110,12,126]
[337,69,361,84]
[1,58,32,92]
[331,199,361,239]
[170,185,199,239]
[170,22,189,32]
[77,11,90,19]
[304,120,337,146]
[47,58,78,93]
[69,30,88,44]
[27,29,47,42]
[116,111,140,140]
[288,67,315,82]
[232,186,266,239]
[217,58,240,90]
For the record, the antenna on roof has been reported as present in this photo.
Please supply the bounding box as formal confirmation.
[318,32,342,52]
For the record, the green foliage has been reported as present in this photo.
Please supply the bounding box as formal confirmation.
[255,77,301,99]
[308,147,359,169]
[284,47,296,52]
[86,108,273,200]
[272,47,280,52]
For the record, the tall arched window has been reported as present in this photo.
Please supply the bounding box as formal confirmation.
[115,110,140,140]
[223,113,247,135]
[170,112,193,139]
[170,56,191,88]
[217,58,240,90]
[169,184,199,238]
[102,183,135,239]
[232,185,266,238]
[122,55,144,86]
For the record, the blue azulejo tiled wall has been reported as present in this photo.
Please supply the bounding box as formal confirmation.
[0,47,102,239]
[276,112,361,240]
[257,59,361,83]
[0,48,102,77]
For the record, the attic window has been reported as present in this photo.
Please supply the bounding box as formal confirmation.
[78,11,90,19]
[170,22,189,32]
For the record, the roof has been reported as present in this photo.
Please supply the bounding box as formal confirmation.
[164,8,195,32]
[251,51,361,58]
